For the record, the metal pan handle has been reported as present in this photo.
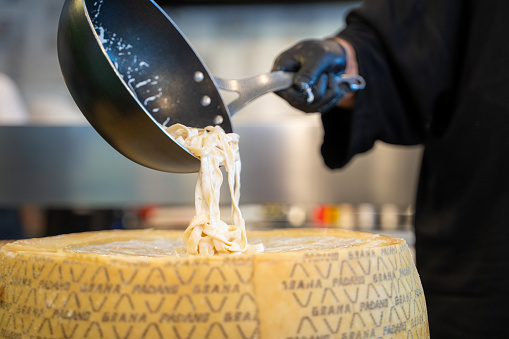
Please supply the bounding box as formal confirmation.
[214,71,365,116]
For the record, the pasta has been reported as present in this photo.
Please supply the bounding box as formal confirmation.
[166,123,263,256]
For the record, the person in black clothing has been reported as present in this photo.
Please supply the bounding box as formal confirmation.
[272,0,509,337]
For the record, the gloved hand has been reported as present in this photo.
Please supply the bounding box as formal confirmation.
[272,38,347,113]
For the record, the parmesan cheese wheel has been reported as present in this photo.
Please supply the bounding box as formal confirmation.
[0,229,429,338]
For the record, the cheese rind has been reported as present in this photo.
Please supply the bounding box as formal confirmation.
[0,229,429,338]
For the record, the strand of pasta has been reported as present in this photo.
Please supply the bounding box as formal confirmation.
[166,123,262,255]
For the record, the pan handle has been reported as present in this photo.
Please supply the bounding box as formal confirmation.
[213,71,365,116]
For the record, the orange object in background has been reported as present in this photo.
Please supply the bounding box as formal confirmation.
[312,204,340,226]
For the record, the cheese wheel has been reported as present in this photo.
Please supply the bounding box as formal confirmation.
[0,229,429,338]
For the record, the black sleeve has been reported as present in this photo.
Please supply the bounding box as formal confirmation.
[321,0,466,169]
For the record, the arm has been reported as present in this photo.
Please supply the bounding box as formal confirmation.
[273,0,466,169]
[321,0,466,168]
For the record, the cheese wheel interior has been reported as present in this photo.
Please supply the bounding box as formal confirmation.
[0,228,429,338]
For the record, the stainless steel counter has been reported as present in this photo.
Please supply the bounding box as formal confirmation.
[0,118,422,207]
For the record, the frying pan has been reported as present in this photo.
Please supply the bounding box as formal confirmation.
[58,0,365,173]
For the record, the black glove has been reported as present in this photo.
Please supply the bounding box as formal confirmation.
[272,38,347,113]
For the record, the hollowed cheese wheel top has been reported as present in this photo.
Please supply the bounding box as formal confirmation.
[0,228,429,339]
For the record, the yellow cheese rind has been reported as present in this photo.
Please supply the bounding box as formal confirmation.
[0,229,429,338]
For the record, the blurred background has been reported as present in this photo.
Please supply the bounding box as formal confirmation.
[0,0,422,246]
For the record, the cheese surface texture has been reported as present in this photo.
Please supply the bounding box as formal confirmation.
[0,229,429,338]
[166,124,262,256]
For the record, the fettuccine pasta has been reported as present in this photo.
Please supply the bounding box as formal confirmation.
[166,123,263,256]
